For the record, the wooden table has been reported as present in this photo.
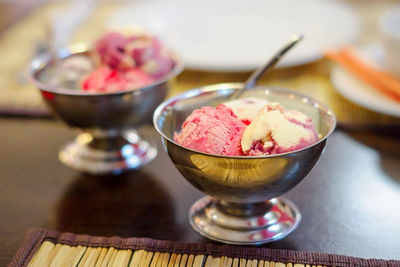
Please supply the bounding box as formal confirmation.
[1,118,400,265]
[1,0,400,265]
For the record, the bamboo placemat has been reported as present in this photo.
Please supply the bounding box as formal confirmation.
[8,228,400,267]
[1,1,400,126]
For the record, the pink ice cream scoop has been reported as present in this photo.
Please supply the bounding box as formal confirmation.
[95,32,131,70]
[125,35,174,79]
[95,32,173,79]
[241,103,319,156]
[82,66,154,92]
[174,104,247,156]
[83,31,174,92]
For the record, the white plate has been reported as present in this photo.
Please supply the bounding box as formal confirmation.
[331,44,400,118]
[108,0,360,71]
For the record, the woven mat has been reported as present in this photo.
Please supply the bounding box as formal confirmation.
[1,1,400,127]
[8,228,400,267]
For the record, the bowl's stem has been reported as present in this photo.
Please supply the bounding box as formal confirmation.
[217,200,273,217]
[58,130,157,175]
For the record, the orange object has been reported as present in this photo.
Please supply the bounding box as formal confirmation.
[325,46,400,102]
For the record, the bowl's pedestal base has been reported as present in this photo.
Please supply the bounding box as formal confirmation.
[189,196,301,245]
[59,130,157,175]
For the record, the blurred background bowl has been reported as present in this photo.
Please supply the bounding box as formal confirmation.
[31,44,183,175]
[154,83,336,244]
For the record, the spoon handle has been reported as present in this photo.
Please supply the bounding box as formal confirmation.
[232,34,304,99]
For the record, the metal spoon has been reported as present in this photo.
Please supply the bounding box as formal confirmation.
[231,34,304,99]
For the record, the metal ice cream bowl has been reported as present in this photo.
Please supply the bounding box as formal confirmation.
[31,44,183,175]
[153,83,336,245]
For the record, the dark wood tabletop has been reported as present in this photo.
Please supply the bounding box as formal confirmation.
[1,1,400,265]
[1,117,400,265]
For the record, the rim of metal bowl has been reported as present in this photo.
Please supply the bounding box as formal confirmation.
[30,42,184,96]
[153,82,337,159]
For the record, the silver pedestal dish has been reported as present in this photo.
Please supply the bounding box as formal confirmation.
[153,83,336,245]
[31,45,183,175]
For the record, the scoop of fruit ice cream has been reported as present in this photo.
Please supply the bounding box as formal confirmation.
[95,31,173,79]
[126,35,174,79]
[140,50,174,79]
[241,103,319,156]
[223,97,269,125]
[82,66,154,92]
[95,32,132,70]
[174,104,247,156]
